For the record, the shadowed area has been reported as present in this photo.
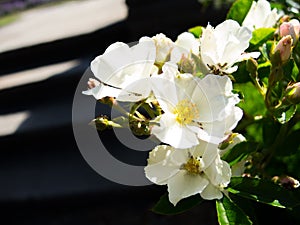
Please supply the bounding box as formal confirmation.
[0,0,230,224]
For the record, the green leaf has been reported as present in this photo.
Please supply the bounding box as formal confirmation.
[188,26,203,38]
[226,0,253,25]
[250,28,276,48]
[229,193,259,225]
[260,41,274,61]
[245,122,264,143]
[276,129,300,156]
[234,82,266,116]
[257,61,271,79]
[152,193,204,215]
[228,177,300,209]
[275,104,297,124]
[262,118,280,148]
[222,142,258,166]
[216,195,252,225]
[232,61,252,83]
[282,59,299,82]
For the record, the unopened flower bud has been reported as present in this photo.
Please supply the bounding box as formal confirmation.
[152,33,174,63]
[129,119,150,136]
[284,82,300,104]
[279,19,300,44]
[90,116,113,131]
[246,58,258,77]
[87,78,100,89]
[273,35,293,63]
[280,15,290,23]
[219,133,246,152]
[272,175,300,189]
[99,96,117,106]
[178,54,194,74]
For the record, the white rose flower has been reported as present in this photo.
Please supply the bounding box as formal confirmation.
[200,20,260,75]
[150,63,242,149]
[83,37,157,102]
[219,133,247,177]
[145,142,231,205]
[147,33,175,64]
[175,32,200,55]
[170,32,203,72]
[144,33,200,66]
[242,0,281,31]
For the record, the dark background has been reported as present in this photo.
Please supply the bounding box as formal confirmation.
[0,1,231,224]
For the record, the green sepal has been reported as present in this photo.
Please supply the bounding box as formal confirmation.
[188,26,203,38]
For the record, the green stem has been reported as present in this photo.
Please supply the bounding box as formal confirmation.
[252,76,266,97]
[113,102,143,122]
[235,113,262,132]
[142,103,157,119]
[260,122,288,170]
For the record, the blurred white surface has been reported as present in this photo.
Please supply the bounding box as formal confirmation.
[0,111,30,136]
[0,0,128,52]
[0,60,80,90]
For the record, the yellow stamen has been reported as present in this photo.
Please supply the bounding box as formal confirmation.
[183,156,201,175]
[173,99,198,125]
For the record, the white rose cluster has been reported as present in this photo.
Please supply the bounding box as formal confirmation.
[83,0,281,206]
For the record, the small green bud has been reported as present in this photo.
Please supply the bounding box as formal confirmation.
[284,82,300,104]
[129,119,150,136]
[246,58,258,77]
[91,116,112,131]
[91,115,122,131]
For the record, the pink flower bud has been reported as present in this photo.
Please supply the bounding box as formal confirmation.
[280,19,300,44]
[274,35,293,62]
[290,19,300,36]
[87,78,100,89]
[280,22,294,37]
[272,175,300,189]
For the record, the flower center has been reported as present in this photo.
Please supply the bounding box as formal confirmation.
[208,63,228,75]
[183,156,201,175]
[173,99,198,125]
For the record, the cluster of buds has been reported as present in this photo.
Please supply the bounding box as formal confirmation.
[279,18,300,45]
[273,18,300,64]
